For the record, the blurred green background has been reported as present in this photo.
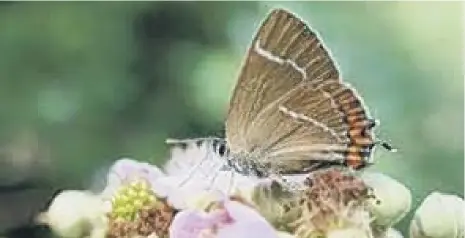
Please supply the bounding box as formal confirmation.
[0,1,462,236]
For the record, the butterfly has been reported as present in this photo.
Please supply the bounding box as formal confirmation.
[167,8,394,179]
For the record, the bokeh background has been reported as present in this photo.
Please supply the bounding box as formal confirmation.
[0,1,462,237]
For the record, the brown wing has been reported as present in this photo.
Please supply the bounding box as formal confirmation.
[250,84,350,173]
[225,9,376,172]
[263,81,377,172]
[226,9,340,152]
[313,80,377,169]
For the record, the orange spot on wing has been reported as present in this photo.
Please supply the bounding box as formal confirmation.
[353,120,371,128]
[354,137,374,146]
[349,128,363,137]
[346,152,363,169]
[348,145,361,153]
[345,107,364,115]
[339,97,358,106]
[347,114,366,124]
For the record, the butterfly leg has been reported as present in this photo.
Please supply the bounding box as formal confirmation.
[166,137,225,187]
[376,140,397,152]
[226,170,236,195]
[205,160,226,191]
[206,170,220,191]
[177,148,211,187]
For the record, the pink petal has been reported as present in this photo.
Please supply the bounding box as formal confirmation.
[216,221,278,238]
[170,201,278,238]
[101,158,165,198]
[223,201,268,223]
[219,201,278,238]
[169,210,219,238]
[109,158,164,184]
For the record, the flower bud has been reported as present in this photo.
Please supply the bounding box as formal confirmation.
[410,192,464,238]
[385,228,404,238]
[361,172,411,227]
[36,190,107,238]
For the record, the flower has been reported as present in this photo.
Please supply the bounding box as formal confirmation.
[39,143,460,238]
[289,169,374,238]
[106,180,177,238]
[102,159,178,238]
[101,156,266,238]
[100,158,165,200]
[164,141,261,196]
[101,157,200,209]
[169,200,280,238]
[409,192,464,238]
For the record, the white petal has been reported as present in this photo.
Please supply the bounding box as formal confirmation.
[100,158,165,199]
[385,228,404,238]
[410,192,464,238]
[361,172,412,227]
[37,190,107,238]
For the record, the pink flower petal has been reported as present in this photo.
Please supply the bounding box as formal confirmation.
[220,201,278,238]
[101,158,165,198]
[170,201,278,238]
[109,158,165,183]
[169,210,219,238]
[223,201,269,223]
[216,221,278,238]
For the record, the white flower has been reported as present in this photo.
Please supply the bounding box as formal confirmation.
[410,192,464,238]
[361,172,411,227]
[100,157,165,199]
[36,190,107,238]
[165,141,260,190]
[163,141,265,207]
[100,151,258,211]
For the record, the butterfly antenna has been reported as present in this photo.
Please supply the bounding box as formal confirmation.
[166,138,203,145]
[376,140,397,152]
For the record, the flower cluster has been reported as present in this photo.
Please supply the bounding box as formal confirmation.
[39,143,464,238]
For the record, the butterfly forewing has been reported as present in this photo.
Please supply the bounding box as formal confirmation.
[226,9,377,172]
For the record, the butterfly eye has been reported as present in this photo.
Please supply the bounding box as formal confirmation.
[212,139,228,157]
[218,143,227,156]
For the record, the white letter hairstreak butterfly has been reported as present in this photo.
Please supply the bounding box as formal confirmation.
[167,8,395,180]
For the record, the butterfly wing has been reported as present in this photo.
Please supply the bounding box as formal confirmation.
[226,9,339,151]
[225,9,377,172]
[264,81,376,172]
